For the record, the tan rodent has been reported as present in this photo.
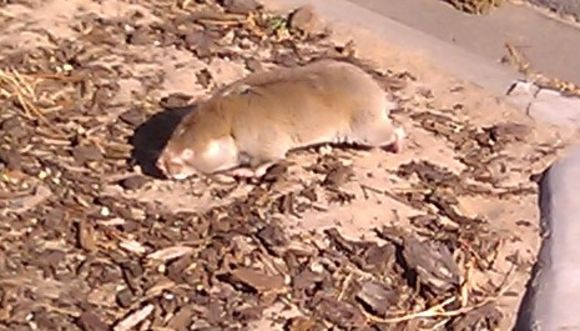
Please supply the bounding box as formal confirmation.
[156,59,405,180]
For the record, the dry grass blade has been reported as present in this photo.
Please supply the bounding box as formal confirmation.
[119,239,148,255]
[504,43,531,76]
[361,266,518,324]
[0,68,38,119]
[0,68,67,137]
[504,43,580,96]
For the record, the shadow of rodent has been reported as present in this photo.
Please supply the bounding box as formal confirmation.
[130,105,196,178]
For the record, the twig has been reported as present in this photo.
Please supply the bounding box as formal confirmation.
[0,68,67,137]
[337,272,353,301]
[361,264,518,324]
[362,296,456,324]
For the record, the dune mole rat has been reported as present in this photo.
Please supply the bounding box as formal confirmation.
[156,59,405,180]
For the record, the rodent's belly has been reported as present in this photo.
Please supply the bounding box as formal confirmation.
[292,125,353,147]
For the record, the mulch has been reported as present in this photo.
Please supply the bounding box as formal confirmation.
[0,0,544,330]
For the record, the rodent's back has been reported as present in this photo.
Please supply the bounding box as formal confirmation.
[226,60,387,148]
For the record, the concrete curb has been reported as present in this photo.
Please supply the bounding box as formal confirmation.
[514,146,580,331]
[261,0,580,129]
[528,0,580,22]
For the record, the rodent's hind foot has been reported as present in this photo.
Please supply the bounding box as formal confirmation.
[382,127,405,153]
[229,167,256,178]
[227,161,277,181]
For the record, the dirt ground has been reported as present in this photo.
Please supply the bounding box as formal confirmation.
[1,0,579,330]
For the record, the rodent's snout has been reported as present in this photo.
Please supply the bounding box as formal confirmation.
[155,151,195,180]
[156,153,168,175]
[390,127,406,153]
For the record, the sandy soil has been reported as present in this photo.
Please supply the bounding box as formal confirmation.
[1,0,579,330]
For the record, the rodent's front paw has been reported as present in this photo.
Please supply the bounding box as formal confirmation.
[385,127,405,153]
[229,167,256,178]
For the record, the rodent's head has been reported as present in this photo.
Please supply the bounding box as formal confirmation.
[156,138,198,181]
[156,103,237,180]
[155,110,204,180]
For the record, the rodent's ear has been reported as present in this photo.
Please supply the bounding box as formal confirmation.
[204,140,221,158]
[202,136,236,160]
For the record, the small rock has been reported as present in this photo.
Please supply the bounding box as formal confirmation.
[119,108,147,127]
[160,93,193,109]
[449,303,502,331]
[323,164,353,188]
[257,223,288,251]
[116,288,134,308]
[72,145,103,164]
[401,235,461,293]
[38,249,66,269]
[289,5,324,35]
[183,30,216,57]
[487,122,531,143]
[261,162,287,182]
[245,58,263,72]
[33,310,58,330]
[272,51,298,67]
[120,175,149,190]
[92,86,113,108]
[196,69,213,89]
[78,219,98,252]
[1,117,21,131]
[166,306,196,331]
[356,281,398,316]
[292,269,325,292]
[315,297,365,327]
[127,26,154,45]
[0,149,22,171]
[285,317,319,331]
[221,0,260,14]
[1,117,28,140]
[77,312,110,331]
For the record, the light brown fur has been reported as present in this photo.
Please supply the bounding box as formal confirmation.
[156,59,405,180]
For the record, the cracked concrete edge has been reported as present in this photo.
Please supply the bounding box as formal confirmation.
[514,146,580,331]
[260,0,580,129]
[528,0,580,22]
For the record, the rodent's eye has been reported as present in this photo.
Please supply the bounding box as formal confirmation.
[179,148,194,160]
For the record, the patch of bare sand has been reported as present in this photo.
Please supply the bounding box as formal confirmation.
[0,0,159,52]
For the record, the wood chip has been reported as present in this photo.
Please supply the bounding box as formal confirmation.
[119,240,148,255]
[113,304,154,331]
[229,267,286,293]
[78,219,98,252]
[147,246,194,262]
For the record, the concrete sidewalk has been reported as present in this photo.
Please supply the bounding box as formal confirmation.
[347,0,580,86]
[264,0,580,129]
[514,146,580,331]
